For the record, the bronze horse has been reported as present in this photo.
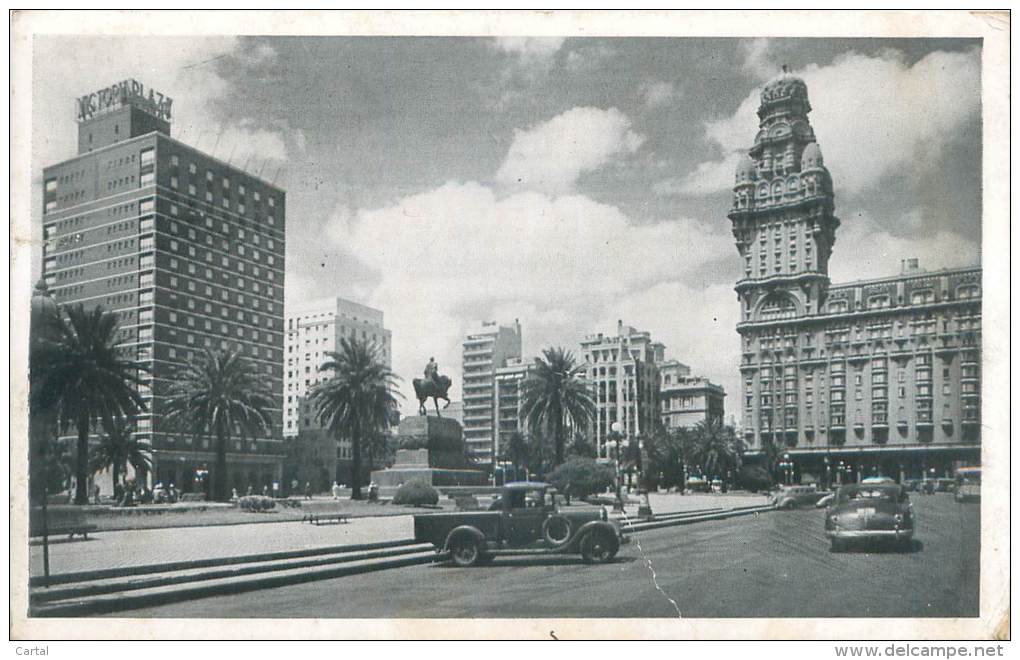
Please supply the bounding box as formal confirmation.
[413,375,452,416]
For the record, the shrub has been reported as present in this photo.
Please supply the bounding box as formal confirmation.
[735,465,772,493]
[237,495,277,512]
[545,457,614,499]
[392,481,439,506]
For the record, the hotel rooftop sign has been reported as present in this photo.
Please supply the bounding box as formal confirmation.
[76,79,172,123]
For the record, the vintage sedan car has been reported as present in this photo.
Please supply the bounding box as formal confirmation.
[414,482,628,567]
[954,467,981,503]
[772,484,829,509]
[825,483,914,552]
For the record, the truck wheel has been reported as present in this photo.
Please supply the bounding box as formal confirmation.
[542,515,573,547]
[581,529,619,564]
[449,536,482,567]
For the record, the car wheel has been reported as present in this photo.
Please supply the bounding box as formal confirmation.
[449,536,481,567]
[542,515,573,547]
[581,529,619,564]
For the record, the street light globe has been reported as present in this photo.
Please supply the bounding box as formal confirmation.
[610,422,623,434]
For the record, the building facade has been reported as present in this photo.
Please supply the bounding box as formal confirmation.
[493,357,534,459]
[581,321,665,457]
[729,71,981,483]
[461,320,522,464]
[41,80,286,493]
[283,296,392,485]
[659,360,725,430]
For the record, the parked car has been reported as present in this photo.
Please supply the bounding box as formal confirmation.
[414,482,628,567]
[954,467,981,503]
[815,493,835,508]
[825,483,914,552]
[772,484,829,509]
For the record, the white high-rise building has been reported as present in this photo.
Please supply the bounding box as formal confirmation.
[461,320,522,464]
[284,297,392,442]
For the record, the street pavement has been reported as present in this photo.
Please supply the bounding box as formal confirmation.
[115,493,978,618]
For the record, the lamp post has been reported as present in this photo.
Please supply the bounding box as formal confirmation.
[609,422,624,511]
[778,452,793,485]
[823,456,831,491]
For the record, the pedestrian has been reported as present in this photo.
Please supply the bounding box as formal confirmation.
[92,482,101,505]
[231,487,239,501]
[246,485,254,497]
[262,484,269,497]
[304,481,313,500]
[331,481,341,500]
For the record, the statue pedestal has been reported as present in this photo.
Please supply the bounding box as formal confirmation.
[370,416,486,490]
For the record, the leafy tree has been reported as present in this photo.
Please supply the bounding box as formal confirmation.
[545,457,615,499]
[364,430,395,472]
[89,417,153,497]
[645,426,695,490]
[310,337,401,500]
[520,347,596,467]
[736,464,772,492]
[689,419,744,480]
[499,431,530,480]
[163,350,273,502]
[30,304,147,504]
[567,432,597,459]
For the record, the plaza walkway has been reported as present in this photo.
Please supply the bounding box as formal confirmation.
[26,492,770,578]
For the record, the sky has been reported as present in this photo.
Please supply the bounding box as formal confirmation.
[31,36,983,417]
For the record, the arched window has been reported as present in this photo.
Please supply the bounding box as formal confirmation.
[759,294,797,321]
[772,182,782,198]
[758,183,769,199]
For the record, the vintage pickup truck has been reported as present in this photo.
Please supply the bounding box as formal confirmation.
[413,481,627,567]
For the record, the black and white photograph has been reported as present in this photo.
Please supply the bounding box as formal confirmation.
[9,9,1010,642]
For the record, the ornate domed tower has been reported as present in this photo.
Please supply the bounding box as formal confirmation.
[729,68,839,324]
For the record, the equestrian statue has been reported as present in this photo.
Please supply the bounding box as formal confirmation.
[413,356,452,416]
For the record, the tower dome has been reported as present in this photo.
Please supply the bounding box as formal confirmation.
[801,142,824,170]
[758,66,811,120]
[735,154,757,185]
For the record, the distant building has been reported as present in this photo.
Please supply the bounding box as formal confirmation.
[729,71,981,482]
[283,296,392,485]
[40,79,285,493]
[494,357,535,459]
[659,360,725,430]
[461,320,522,464]
[580,320,665,457]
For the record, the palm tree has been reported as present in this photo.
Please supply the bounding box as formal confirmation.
[520,347,596,466]
[163,350,273,502]
[500,431,530,481]
[30,304,147,504]
[89,417,153,499]
[309,336,400,500]
[690,419,744,480]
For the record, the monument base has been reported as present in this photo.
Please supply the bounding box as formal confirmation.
[369,415,486,492]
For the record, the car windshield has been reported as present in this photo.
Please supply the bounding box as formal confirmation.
[839,488,898,503]
[505,489,544,509]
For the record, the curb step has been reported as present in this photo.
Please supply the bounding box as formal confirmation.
[29,538,421,587]
[30,543,434,604]
[31,549,445,617]
[621,505,775,533]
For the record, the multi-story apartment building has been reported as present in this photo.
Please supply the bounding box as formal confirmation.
[283,297,392,485]
[729,70,981,483]
[581,321,665,456]
[493,357,534,459]
[659,360,725,431]
[41,79,286,493]
[461,320,522,464]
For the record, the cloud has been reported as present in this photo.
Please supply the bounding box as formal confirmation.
[491,37,567,70]
[321,180,733,411]
[639,80,679,109]
[664,47,981,198]
[741,38,776,80]
[828,210,980,283]
[564,43,615,72]
[496,107,645,194]
[653,152,743,197]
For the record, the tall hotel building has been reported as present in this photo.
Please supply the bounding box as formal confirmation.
[581,321,665,457]
[729,71,981,482]
[283,297,391,485]
[41,80,286,492]
[461,320,522,464]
